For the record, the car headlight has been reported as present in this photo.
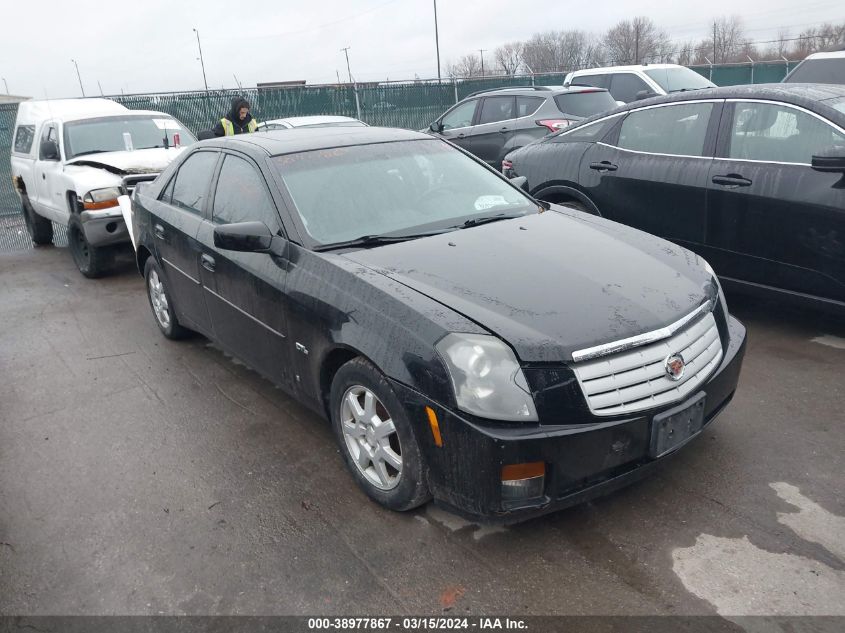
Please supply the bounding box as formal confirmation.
[436,333,538,422]
[83,186,123,210]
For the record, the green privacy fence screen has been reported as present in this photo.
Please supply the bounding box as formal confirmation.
[0,62,804,221]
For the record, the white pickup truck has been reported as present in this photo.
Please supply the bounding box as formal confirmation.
[11,98,196,277]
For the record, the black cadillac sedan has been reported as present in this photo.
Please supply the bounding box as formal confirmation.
[130,126,746,521]
[503,84,845,314]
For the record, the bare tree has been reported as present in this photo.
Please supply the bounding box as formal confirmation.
[521,30,602,73]
[675,41,697,66]
[697,16,746,63]
[445,54,482,79]
[495,42,523,76]
[603,16,670,65]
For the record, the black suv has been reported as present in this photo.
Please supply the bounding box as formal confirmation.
[426,86,618,167]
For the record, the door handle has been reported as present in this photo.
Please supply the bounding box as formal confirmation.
[589,161,618,172]
[42,174,46,180]
[153,223,165,240]
[499,127,509,134]
[712,174,752,188]
[456,133,466,139]
[201,254,216,273]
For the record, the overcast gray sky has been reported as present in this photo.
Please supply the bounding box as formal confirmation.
[1,0,842,98]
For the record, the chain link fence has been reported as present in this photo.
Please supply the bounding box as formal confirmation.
[0,63,804,250]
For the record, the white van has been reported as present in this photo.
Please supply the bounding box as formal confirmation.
[11,98,195,277]
[564,64,716,104]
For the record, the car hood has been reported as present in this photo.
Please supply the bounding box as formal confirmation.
[342,208,715,363]
[65,147,186,174]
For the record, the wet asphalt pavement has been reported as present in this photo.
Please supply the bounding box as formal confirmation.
[0,245,843,618]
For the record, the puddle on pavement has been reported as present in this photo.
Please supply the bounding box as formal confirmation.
[672,482,845,617]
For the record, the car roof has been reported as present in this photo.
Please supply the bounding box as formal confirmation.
[561,82,845,133]
[261,115,363,127]
[804,51,845,60]
[464,85,609,99]
[14,98,129,125]
[196,126,431,156]
[569,64,685,75]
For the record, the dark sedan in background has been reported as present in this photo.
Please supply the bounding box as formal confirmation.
[504,84,845,314]
[130,126,745,521]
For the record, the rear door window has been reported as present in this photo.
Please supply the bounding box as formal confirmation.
[727,102,845,164]
[478,97,516,125]
[784,58,845,84]
[170,151,219,214]
[13,125,35,154]
[617,103,714,156]
[609,73,652,103]
[572,74,609,89]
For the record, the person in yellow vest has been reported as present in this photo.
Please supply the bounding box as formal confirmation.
[213,97,259,136]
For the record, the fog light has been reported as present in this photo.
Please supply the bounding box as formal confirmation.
[501,462,545,501]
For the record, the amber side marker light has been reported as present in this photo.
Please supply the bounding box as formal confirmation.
[501,462,546,501]
[425,406,443,447]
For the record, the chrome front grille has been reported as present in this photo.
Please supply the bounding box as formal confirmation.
[572,312,723,416]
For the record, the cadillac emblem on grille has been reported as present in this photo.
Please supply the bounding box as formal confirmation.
[665,353,686,381]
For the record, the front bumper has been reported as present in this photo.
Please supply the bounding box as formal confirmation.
[79,208,130,247]
[392,315,747,523]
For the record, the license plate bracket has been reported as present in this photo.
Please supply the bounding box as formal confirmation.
[650,392,706,458]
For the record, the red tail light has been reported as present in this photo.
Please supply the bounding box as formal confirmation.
[536,119,572,133]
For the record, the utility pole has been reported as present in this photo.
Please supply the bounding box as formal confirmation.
[478,49,486,77]
[341,47,353,83]
[71,59,85,96]
[193,28,209,92]
[433,0,442,82]
[634,23,640,64]
[97,80,104,96]
[713,21,718,65]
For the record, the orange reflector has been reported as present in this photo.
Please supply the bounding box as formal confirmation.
[501,462,545,481]
[425,406,443,447]
[84,199,119,211]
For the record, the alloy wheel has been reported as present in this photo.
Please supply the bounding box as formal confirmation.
[148,269,172,330]
[340,385,403,490]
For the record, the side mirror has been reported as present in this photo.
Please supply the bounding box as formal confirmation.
[429,121,443,133]
[509,175,529,192]
[214,221,274,253]
[811,148,845,174]
[40,140,60,161]
[635,90,658,101]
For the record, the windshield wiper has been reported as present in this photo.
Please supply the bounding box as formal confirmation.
[137,145,165,150]
[314,230,451,252]
[456,212,523,229]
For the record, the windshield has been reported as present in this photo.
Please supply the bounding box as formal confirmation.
[272,139,537,245]
[554,91,618,117]
[644,67,715,92]
[784,58,845,85]
[63,115,197,159]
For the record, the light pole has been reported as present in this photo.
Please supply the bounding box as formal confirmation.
[2,77,8,94]
[71,59,85,96]
[193,28,209,92]
[341,47,353,83]
[433,0,441,83]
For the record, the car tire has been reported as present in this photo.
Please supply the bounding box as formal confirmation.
[22,198,54,246]
[144,258,190,340]
[330,357,430,512]
[68,221,112,278]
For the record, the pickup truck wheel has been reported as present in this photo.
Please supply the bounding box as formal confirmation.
[22,199,54,246]
[68,222,112,278]
[330,357,430,512]
[144,258,190,340]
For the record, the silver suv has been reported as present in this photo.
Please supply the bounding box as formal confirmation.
[426,86,617,167]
